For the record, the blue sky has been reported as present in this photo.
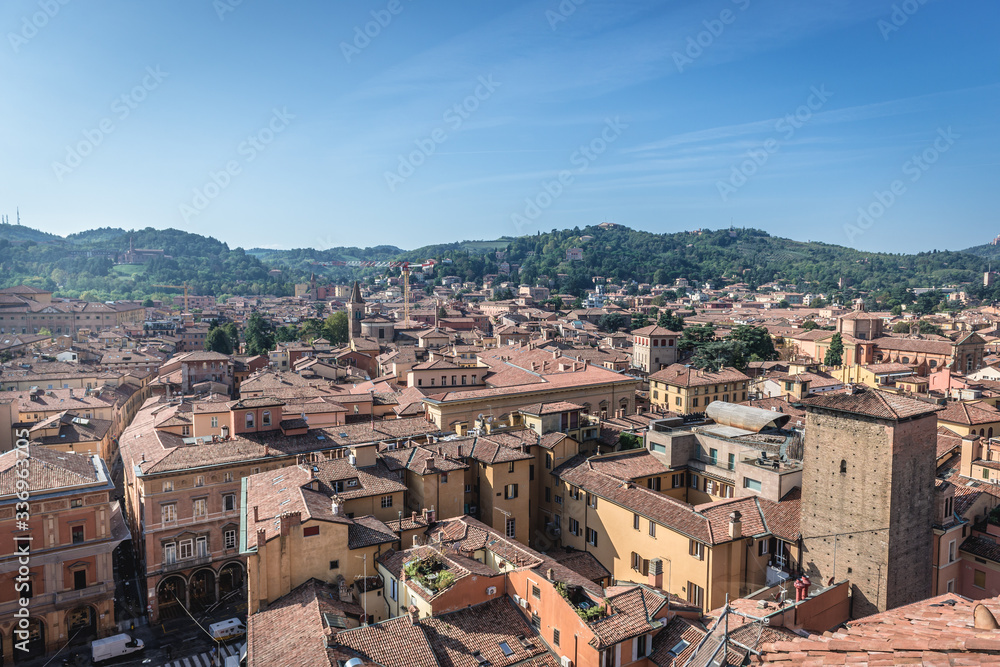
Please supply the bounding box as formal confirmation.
[0,0,996,253]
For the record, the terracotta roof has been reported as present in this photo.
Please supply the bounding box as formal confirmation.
[246,578,364,667]
[801,387,941,421]
[518,401,585,415]
[588,585,669,649]
[632,325,680,336]
[938,401,1000,426]
[754,593,1000,665]
[0,445,103,494]
[332,614,439,667]
[648,364,751,387]
[758,488,801,542]
[545,549,611,583]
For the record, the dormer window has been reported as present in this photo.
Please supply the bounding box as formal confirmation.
[262,410,271,426]
[246,412,254,428]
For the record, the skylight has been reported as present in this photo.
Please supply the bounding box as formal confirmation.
[498,641,514,656]
[669,639,690,656]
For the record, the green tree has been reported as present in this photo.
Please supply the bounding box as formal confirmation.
[726,325,777,362]
[598,313,628,332]
[918,320,944,336]
[437,305,448,319]
[244,312,275,355]
[824,333,844,367]
[679,323,716,354]
[892,321,911,334]
[890,305,903,316]
[223,322,239,349]
[657,309,685,332]
[275,325,299,343]
[618,432,643,450]
[491,287,514,301]
[691,340,747,372]
[776,299,790,309]
[204,327,233,354]
[572,297,583,309]
[142,297,154,308]
[323,311,349,345]
[630,313,649,330]
[802,320,819,331]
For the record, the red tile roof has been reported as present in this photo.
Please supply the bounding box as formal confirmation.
[801,387,941,421]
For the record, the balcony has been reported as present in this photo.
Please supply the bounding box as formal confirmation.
[160,554,213,574]
[0,582,112,616]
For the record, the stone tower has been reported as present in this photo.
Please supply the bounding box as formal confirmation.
[347,280,364,342]
[800,388,941,619]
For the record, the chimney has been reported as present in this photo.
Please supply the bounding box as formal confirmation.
[546,568,554,581]
[411,511,417,524]
[728,511,742,540]
[648,558,664,589]
[974,604,999,630]
[426,456,435,471]
[423,507,435,523]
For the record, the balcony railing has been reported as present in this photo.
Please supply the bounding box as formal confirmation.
[0,582,112,616]
[160,554,213,574]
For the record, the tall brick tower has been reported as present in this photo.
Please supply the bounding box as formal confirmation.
[347,280,364,343]
[800,388,941,618]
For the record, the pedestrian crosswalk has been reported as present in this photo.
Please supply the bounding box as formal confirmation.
[157,641,243,667]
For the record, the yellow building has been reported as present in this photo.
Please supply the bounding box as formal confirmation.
[551,451,790,612]
[648,364,750,415]
[939,401,1000,439]
[242,461,403,618]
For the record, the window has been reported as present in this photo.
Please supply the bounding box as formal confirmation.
[508,462,516,474]
[381,495,394,508]
[544,487,551,502]
[530,464,535,482]
[649,521,656,538]
[708,448,718,465]
[568,518,579,535]
[530,613,540,629]
[390,578,397,601]
[505,517,516,538]
[505,484,519,500]
[840,459,847,474]
[162,503,177,523]
[211,416,218,428]
[465,484,472,493]
[647,476,662,491]
[182,425,191,436]
[196,536,208,557]
[672,474,683,488]
[224,472,233,483]
[179,539,193,559]
[70,525,84,543]
[163,542,176,564]
[330,560,340,570]
[570,486,580,500]
[553,628,560,647]
[949,540,956,563]
[555,495,563,505]
[532,584,541,599]
[245,412,254,428]
[632,552,643,571]
[195,475,205,487]
[303,525,320,537]
[758,539,769,556]
[689,473,699,489]
[223,493,236,512]
[224,529,237,550]
[587,527,598,546]
[545,452,553,469]
[687,582,704,608]
[262,410,271,426]
[744,477,762,492]
[74,569,87,590]
[162,480,174,493]
[588,493,597,509]
[947,579,955,593]
[70,498,83,508]
[975,569,987,589]
[690,540,704,560]
[193,498,207,519]
[728,453,735,470]
[633,514,641,530]
[692,397,698,407]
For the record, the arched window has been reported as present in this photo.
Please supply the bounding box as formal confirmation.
[980,429,986,438]
[245,412,254,429]
[901,357,910,364]
[989,427,994,440]
[262,410,271,426]
[840,460,847,474]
